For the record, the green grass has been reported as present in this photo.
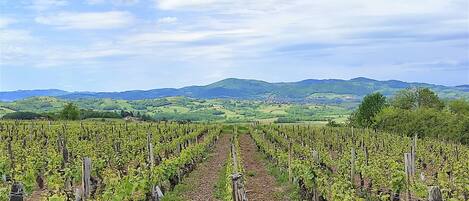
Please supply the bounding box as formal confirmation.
[261,153,301,200]
[160,183,189,201]
[246,170,256,177]
[214,161,231,201]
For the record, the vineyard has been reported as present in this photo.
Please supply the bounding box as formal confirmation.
[0,120,221,200]
[1,120,468,201]
[249,124,469,201]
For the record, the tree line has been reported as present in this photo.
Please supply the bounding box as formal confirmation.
[2,103,152,121]
[349,88,469,144]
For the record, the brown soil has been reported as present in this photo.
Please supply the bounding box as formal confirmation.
[239,134,290,201]
[26,189,47,201]
[180,134,231,201]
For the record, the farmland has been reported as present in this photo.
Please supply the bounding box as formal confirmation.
[0,96,351,124]
[1,120,467,200]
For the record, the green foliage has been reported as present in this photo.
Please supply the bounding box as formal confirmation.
[372,88,468,144]
[275,117,299,123]
[392,89,416,110]
[389,161,405,193]
[449,99,469,115]
[79,109,121,119]
[0,120,222,199]
[2,111,44,120]
[250,124,469,200]
[350,92,386,128]
[326,120,342,127]
[392,88,444,110]
[416,88,444,109]
[373,107,468,142]
[60,103,80,120]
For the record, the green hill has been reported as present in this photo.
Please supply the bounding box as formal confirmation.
[1,77,467,103]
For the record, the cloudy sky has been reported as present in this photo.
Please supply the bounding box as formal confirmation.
[0,0,468,91]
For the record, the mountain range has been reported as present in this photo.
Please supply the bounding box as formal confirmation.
[1,77,467,102]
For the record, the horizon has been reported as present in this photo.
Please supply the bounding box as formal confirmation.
[1,76,467,93]
[1,0,468,91]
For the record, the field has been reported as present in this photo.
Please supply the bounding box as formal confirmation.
[1,120,467,200]
[0,97,352,123]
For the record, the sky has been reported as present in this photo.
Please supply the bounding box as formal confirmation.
[0,0,468,92]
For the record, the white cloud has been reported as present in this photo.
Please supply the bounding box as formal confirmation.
[5,0,468,88]
[124,29,253,44]
[29,0,68,11]
[86,0,139,5]
[0,29,36,66]
[156,0,220,10]
[35,11,135,29]
[157,17,178,24]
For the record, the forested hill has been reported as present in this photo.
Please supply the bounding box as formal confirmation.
[1,77,467,102]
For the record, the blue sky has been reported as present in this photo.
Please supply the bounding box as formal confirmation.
[0,0,468,91]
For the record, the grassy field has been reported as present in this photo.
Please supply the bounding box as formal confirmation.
[0,96,353,123]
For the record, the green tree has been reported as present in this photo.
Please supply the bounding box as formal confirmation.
[350,92,386,128]
[374,107,465,141]
[392,88,444,110]
[392,89,416,110]
[2,112,43,120]
[60,103,80,120]
[448,99,469,115]
[416,88,444,109]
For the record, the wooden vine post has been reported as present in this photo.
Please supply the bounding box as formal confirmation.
[351,147,356,186]
[147,132,164,201]
[428,186,442,201]
[404,153,412,201]
[7,133,14,180]
[147,132,155,168]
[311,149,320,201]
[312,150,319,164]
[411,134,417,178]
[288,140,293,183]
[9,182,24,201]
[232,143,238,173]
[82,157,91,200]
[231,139,247,201]
[231,143,239,201]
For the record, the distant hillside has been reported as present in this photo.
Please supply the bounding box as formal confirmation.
[0,89,69,102]
[455,85,469,92]
[1,78,467,102]
[0,96,351,123]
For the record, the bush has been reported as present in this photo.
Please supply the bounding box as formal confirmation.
[275,117,299,123]
[60,103,80,120]
[349,92,386,128]
[80,109,121,119]
[326,120,342,127]
[373,107,468,143]
[2,112,44,120]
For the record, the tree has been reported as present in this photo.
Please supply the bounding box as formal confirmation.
[373,88,468,144]
[449,99,469,115]
[392,88,443,110]
[60,103,80,120]
[416,88,444,109]
[2,112,44,120]
[350,92,386,128]
[392,89,416,110]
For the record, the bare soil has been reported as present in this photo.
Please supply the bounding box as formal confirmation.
[180,134,231,201]
[239,134,290,201]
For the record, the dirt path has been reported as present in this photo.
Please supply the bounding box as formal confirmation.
[180,134,230,201]
[239,134,290,201]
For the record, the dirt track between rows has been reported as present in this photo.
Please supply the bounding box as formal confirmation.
[239,134,290,201]
[181,134,230,201]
